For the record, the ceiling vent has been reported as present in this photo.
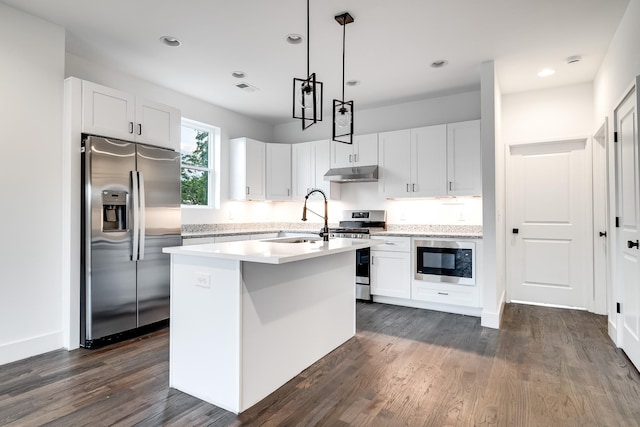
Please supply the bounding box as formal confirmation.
[235,82,259,92]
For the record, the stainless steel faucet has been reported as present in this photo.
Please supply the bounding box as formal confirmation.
[302,189,329,241]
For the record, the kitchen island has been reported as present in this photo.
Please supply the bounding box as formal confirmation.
[162,237,382,414]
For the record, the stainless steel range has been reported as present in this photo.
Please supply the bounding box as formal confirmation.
[329,210,386,301]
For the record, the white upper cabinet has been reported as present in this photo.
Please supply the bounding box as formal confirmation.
[134,98,180,149]
[292,140,341,201]
[378,129,412,197]
[447,120,481,196]
[266,143,292,200]
[413,125,448,197]
[330,133,378,168]
[230,137,265,201]
[379,121,480,198]
[292,141,315,200]
[81,80,180,151]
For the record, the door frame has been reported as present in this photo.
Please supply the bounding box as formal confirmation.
[593,121,609,317]
[611,76,640,347]
[505,136,595,311]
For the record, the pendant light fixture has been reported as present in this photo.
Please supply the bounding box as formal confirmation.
[293,0,323,130]
[332,12,354,144]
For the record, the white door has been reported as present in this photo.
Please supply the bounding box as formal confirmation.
[615,83,640,369]
[506,139,591,308]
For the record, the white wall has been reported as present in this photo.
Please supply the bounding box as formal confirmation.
[502,83,595,144]
[480,61,502,329]
[594,0,640,125]
[0,4,66,364]
[65,53,275,226]
[274,90,481,144]
[593,0,640,344]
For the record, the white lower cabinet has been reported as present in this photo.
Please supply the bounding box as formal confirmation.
[411,282,477,306]
[182,232,278,245]
[182,237,216,246]
[370,236,411,299]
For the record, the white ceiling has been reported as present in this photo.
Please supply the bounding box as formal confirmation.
[1,0,630,124]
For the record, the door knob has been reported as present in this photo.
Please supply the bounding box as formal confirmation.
[599,231,607,237]
[628,240,639,249]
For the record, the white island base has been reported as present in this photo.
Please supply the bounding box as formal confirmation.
[168,248,357,414]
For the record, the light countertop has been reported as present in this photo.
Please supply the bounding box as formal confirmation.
[163,237,383,264]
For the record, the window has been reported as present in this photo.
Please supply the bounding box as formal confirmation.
[180,118,220,208]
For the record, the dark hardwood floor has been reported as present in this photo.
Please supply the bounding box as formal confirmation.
[1,303,639,426]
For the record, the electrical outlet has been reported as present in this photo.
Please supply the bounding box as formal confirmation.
[195,272,211,288]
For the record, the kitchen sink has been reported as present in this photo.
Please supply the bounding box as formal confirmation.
[262,237,322,244]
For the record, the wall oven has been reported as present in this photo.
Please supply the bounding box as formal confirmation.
[414,240,475,286]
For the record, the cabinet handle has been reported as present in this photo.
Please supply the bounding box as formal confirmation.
[129,122,134,134]
[406,183,410,193]
[371,255,374,265]
[137,123,142,136]
[412,183,416,192]
[437,292,449,296]
[349,154,353,163]
[628,240,639,249]
[246,186,250,195]
[287,188,290,196]
[449,181,453,191]
[354,153,358,163]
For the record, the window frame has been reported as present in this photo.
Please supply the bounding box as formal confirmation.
[180,118,220,209]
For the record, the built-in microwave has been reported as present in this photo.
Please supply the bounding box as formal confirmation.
[414,240,475,286]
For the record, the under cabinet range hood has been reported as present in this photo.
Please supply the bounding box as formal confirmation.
[324,165,378,183]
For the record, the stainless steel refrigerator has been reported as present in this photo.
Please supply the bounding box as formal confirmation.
[81,135,181,348]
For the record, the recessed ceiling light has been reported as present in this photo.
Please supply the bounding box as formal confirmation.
[160,36,182,47]
[346,80,360,86]
[231,71,247,79]
[537,68,556,77]
[285,33,304,45]
[431,60,448,68]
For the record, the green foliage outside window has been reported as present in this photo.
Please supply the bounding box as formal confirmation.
[181,129,210,205]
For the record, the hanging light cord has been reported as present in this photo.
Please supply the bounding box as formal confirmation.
[306,0,310,78]
[341,16,346,102]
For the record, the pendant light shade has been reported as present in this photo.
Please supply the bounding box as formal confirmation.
[292,0,323,130]
[332,12,354,144]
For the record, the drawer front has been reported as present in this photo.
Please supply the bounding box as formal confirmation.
[412,283,476,307]
[371,236,410,252]
[182,237,216,246]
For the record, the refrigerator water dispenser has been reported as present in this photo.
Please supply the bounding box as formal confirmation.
[102,190,128,232]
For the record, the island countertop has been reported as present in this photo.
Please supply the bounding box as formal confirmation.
[163,237,383,264]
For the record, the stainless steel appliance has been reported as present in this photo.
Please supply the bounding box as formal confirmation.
[414,240,476,286]
[81,135,181,348]
[330,210,386,301]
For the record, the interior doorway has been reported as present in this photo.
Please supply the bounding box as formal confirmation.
[614,79,640,369]
[506,138,592,309]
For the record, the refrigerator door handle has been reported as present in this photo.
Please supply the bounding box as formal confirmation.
[138,171,146,260]
[131,170,140,261]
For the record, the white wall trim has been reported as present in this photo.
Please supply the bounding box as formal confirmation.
[0,331,63,366]
[372,296,483,318]
[481,288,505,329]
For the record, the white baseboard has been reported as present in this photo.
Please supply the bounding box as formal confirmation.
[0,331,63,366]
[481,290,506,329]
[372,296,482,317]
